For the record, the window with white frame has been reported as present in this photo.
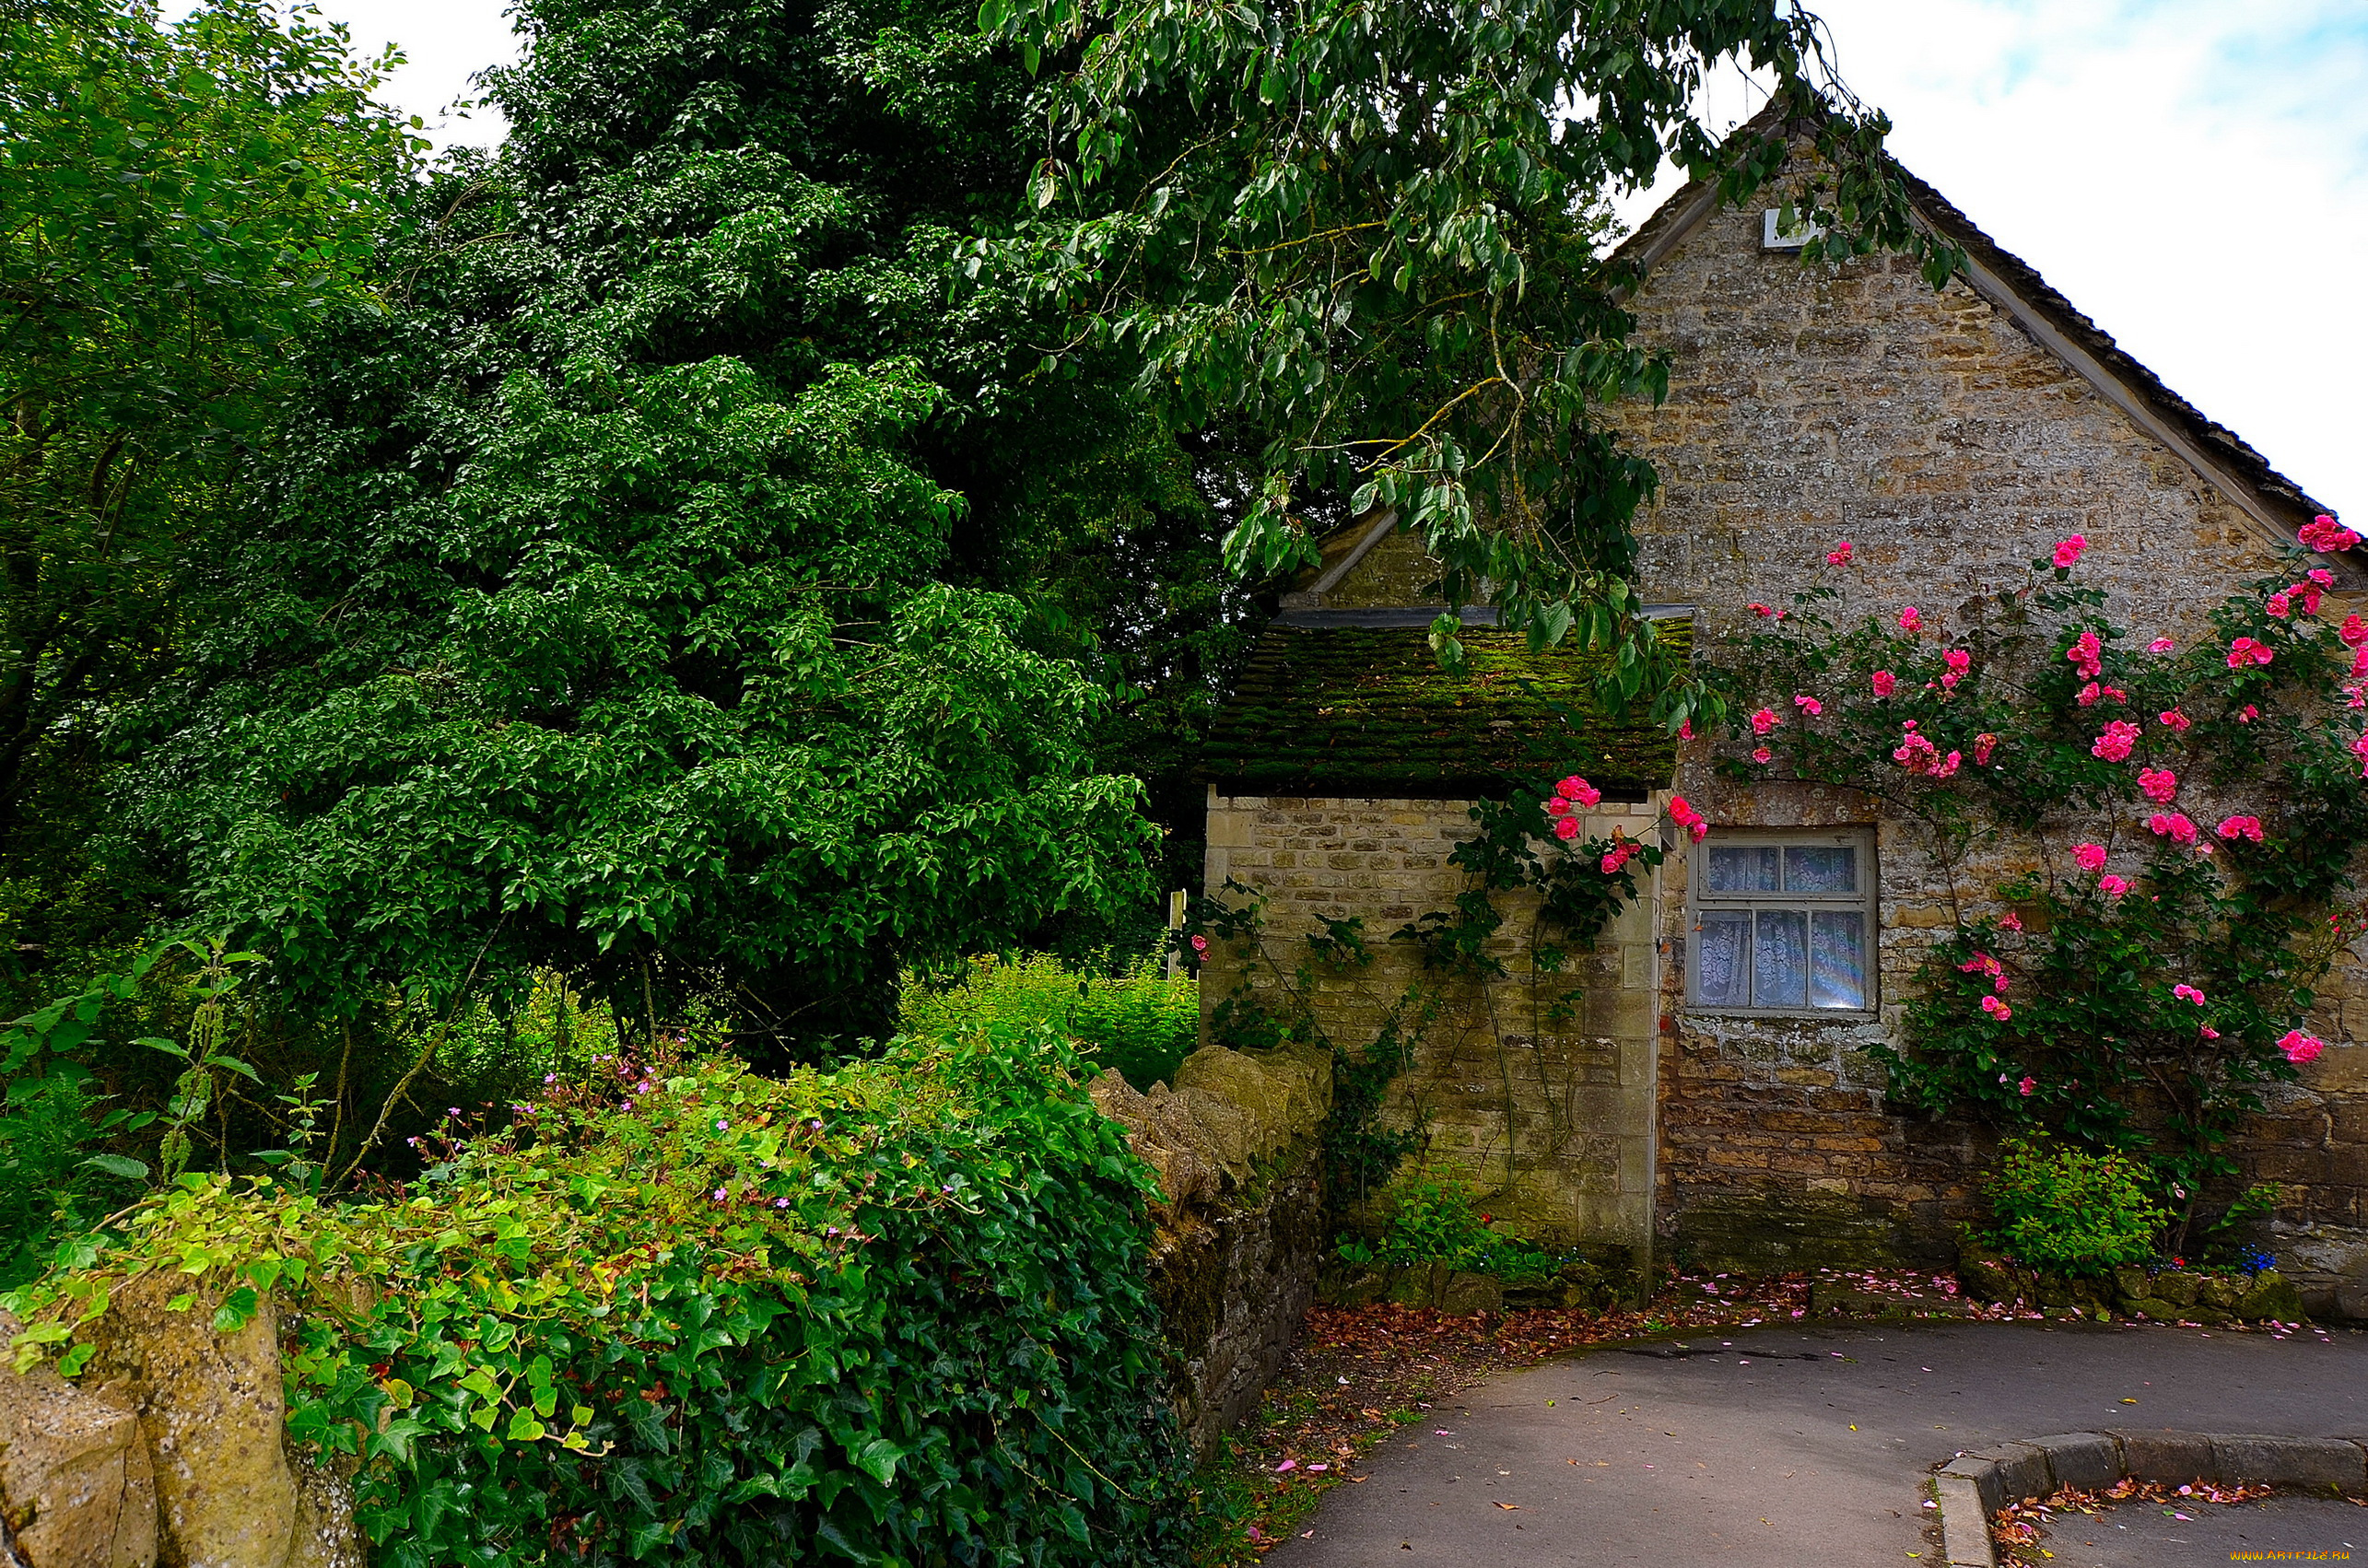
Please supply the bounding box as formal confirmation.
[1688,832,1877,1013]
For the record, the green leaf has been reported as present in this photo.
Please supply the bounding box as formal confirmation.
[81,1153,149,1180]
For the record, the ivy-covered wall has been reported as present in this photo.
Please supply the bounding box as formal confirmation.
[1200,790,1664,1254]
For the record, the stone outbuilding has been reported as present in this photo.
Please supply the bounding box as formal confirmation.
[1196,107,2367,1316]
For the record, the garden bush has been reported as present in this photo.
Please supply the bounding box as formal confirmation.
[6,1028,1190,1568]
[1980,1135,2167,1276]
[901,951,1198,1091]
[1335,1175,1559,1284]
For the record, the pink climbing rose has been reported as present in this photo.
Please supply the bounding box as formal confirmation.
[1794,694,1823,717]
[1751,707,1781,735]
[2149,812,2199,846]
[2067,630,2104,680]
[2299,514,2359,552]
[1999,910,2024,932]
[1543,795,1572,818]
[1190,934,1209,955]
[1981,995,2012,1022]
[2018,1075,2037,1096]
[1898,605,1923,633]
[1974,732,1999,766]
[1601,839,1638,875]
[2240,705,2260,723]
[2267,590,2292,618]
[2139,766,2178,804]
[2159,708,2191,732]
[2074,842,2109,872]
[2091,720,2141,762]
[2279,1029,2326,1066]
[1748,603,1782,619]
[1553,816,1581,840]
[1557,775,1602,807]
[1871,670,1897,697]
[2053,535,2088,568]
[1826,540,1854,566]
[2147,638,2176,654]
[1667,795,1707,842]
[2172,983,2206,1006]
[2310,568,2336,588]
[2099,875,2131,900]
[2226,637,2274,669]
[2216,815,2265,843]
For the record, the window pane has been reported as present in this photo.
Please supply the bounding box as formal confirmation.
[1811,910,1869,1010]
[1786,846,1858,894]
[1753,909,1809,1008]
[1696,912,1751,1006]
[1707,846,1779,893]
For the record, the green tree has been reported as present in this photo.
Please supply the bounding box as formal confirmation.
[984,0,1963,724]
[0,0,416,969]
[120,0,1192,1047]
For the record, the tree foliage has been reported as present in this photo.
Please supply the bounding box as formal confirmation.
[0,0,414,963]
[117,0,1225,1044]
[983,0,1963,723]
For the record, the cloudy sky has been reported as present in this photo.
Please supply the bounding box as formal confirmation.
[241,0,2363,516]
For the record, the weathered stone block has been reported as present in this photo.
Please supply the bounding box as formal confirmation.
[2026,1433,2122,1493]
[2210,1435,2366,1492]
[2108,1429,2219,1485]
[0,1317,158,1568]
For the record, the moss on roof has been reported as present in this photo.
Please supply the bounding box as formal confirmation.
[1203,625,1687,799]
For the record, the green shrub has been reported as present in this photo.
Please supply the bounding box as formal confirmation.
[1982,1135,2168,1275]
[1336,1175,1557,1284]
[901,951,1198,1090]
[8,1029,1189,1567]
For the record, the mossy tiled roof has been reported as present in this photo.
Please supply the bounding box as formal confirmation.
[1203,625,1687,799]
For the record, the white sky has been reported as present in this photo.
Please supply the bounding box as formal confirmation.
[239,0,2363,517]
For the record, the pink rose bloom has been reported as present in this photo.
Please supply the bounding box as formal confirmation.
[1752,746,1773,764]
[2139,766,2178,804]
[2353,731,2368,779]
[2147,638,2176,653]
[1974,732,1999,766]
[1557,775,1602,808]
[1553,815,1581,840]
[1667,795,1707,841]
[2217,815,2264,843]
[2344,614,2368,649]
[1826,540,1854,566]
[2226,637,2273,669]
[2279,1029,2326,1066]
[1981,995,2012,1021]
[1543,795,1573,818]
[1601,842,1636,874]
[2267,591,2292,618]
[2074,842,2108,872]
[1190,934,1208,955]
[2299,514,2359,552]
[1748,603,1781,619]
[1751,707,1780,735]
[2099,875,2131,900]
[2200,1026,2220,1039]
[2067,630,2104,680]
[2091,720,2141,761]
[2076,681,2104,708]
[1999,910,2023,932]
[2148,812,2198,846]
[2052,535,2087,568]
[2240,704,2260,722]
[1794,694,1823,717]
[2173,983,2206,1006]
[1679,719,1694,741]
[2302,583,2325,616]
[1898,605,1923,632]
[1871,669,1896,697]
[1943,649,1971,675]
[2159,708,2191,732]
[2310,568,2336,588]
[2018,1074,2037,1096]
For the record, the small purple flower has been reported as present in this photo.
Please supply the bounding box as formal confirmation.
[711,1188,727,1202]
[773,1198,790,1208]
[543,1073,557,1084]
[826,1226,839,1236]
[447,1106,462,1117]
[713,1119,729,1132]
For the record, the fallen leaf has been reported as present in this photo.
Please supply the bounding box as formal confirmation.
[1494,1503,1521,1511]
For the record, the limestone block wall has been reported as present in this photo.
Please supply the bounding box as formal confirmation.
[1603,192,2368,1312]
[1201,788,1663,1250]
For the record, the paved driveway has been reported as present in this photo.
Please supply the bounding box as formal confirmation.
[1262,1320,2368,1567]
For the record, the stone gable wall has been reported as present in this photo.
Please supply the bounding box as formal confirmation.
[1612,196,2368,1313]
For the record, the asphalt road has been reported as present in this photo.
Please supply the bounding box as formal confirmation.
[2032,1495,2365,1565]
[1261,1319,2368,1567]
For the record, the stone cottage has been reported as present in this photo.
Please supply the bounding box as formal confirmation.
[1196,106,2368,1317]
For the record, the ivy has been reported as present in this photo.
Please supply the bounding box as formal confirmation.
[6,1029,1190,1567]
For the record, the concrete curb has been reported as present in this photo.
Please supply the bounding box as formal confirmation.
[1928,1431,2368,1567]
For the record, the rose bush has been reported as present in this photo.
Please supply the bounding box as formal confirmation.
[1709,517,2368,1250]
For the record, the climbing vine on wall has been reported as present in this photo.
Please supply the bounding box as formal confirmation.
[1183,778,1693,1212]
[1704,521,2368,1247]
